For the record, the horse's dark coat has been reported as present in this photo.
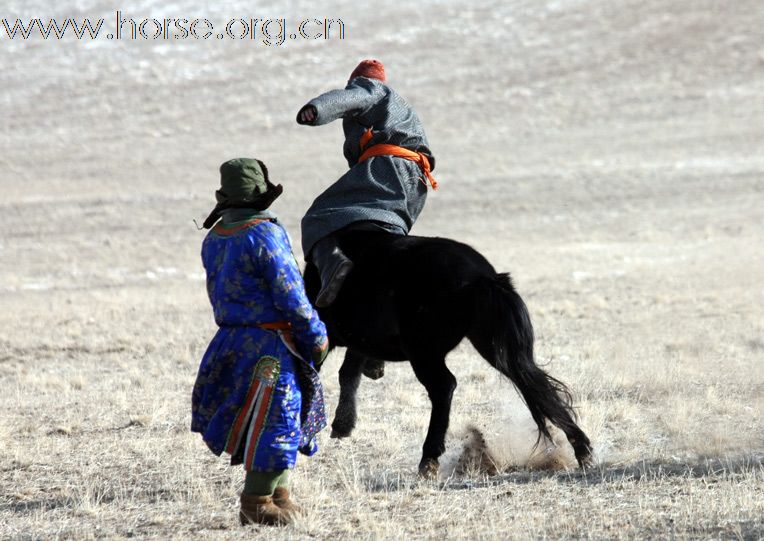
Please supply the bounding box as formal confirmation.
[304,230,592,475]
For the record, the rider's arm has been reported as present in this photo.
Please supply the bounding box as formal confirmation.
[296,78,386,126]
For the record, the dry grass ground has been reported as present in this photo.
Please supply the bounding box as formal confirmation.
[1,0,763,539]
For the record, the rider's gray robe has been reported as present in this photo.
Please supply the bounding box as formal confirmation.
[298,76,435,258]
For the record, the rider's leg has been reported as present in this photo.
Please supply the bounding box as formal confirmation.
[309,234,354,307]
[309,221,404,307]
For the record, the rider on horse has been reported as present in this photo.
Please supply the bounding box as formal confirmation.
[297,59,438,307]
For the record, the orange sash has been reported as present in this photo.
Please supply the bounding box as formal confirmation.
[258,322,292,331]
[357,129,438,190]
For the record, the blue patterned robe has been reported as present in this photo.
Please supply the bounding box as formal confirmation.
[191,216,328,472]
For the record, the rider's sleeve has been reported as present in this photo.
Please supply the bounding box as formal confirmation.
[297,78,386,126]
[253,223,329,364]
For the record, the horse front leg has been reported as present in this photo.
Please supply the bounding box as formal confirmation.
[330,349,365,438]
[410,358,457,479]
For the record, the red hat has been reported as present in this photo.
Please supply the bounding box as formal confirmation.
[349,59,386,82]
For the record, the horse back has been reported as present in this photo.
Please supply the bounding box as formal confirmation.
[305,231,498,360]
[341,231,495,290]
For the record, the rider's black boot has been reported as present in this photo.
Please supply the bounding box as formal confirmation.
[310,235,354,307]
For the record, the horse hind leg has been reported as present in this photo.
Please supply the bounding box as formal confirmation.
[567,426,594,469]
[330,349,365,438]
[409,357,457,479]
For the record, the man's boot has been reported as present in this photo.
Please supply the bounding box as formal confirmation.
[272,486,302,516]
[239,493,292,526]
[310,235,353,307]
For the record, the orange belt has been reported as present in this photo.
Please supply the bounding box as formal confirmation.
[357,129,438,190]
[258,322,291,331]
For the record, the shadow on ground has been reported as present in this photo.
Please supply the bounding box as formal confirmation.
[363,453,764,492]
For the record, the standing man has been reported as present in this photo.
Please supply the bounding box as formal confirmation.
[192,158,329,526]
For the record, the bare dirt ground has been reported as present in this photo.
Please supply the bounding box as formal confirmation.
[1,0,763,539]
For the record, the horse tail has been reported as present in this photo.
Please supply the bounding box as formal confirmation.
[467,273,592,463]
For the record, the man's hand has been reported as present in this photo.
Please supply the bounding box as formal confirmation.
[297,105,317,125]
[312,343,329,371]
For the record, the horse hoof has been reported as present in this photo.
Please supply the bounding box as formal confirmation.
[362,363,385,380]
[578,454,595,470]
[330,427,352,439]
[418,458,439,479]
[575,447,595,470]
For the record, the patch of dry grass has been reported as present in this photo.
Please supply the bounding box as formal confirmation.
[1,275,761,539]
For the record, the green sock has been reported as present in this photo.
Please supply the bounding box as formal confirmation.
[277,470,289,488]
[243,470,287,496]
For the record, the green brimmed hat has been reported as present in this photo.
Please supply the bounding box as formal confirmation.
[202,158,283,229]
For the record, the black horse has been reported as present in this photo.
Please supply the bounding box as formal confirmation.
[304,229,593,477]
